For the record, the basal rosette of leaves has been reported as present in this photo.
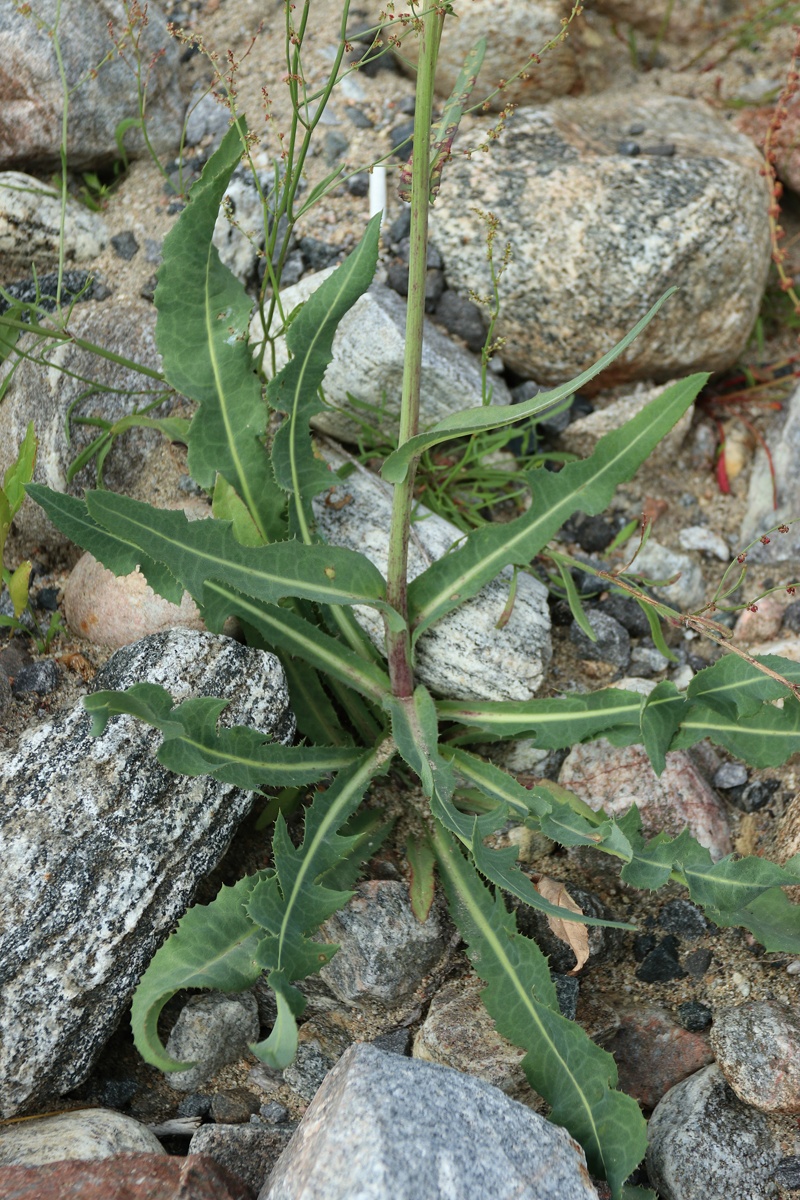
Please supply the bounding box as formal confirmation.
[24,26,800,1200]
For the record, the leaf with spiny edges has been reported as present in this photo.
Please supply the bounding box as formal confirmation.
[713,886,800,954]
[29,486,402,628]
[640,680,686,776]
[670,695,800,767]
[131,872,269,1072]
[433,827,647,1200]
[244,744,395,1068]
[384,683,456,804]
[684,652,800,720]
[83,683,363,787]
[437,750,632,930]
[406,375,707,637]
[674,840,800,914]
[436,687,644,746]
[269,214,381,537]
[27,485,185,603]
[203,585,390,704]
[407,836,437,922]
[153,121,283,542]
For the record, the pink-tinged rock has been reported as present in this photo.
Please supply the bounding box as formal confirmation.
[710,1001,800,1113]
[607,1005,714,1113]
[732,594,787,644]
[734,102,800,195]
[558,740,732,860]
[64,553,205,647]
[0,1153,254,1200]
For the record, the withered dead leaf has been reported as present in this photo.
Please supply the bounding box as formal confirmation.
[533,874,590,975]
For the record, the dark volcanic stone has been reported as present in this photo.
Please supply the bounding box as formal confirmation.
[677,1001,713,1032]
[110,232,140,260]
[635,936,687,983]
[658,899,707,940]
[10,658,60,696]
[433,290,486,352]
[683,948,713,978]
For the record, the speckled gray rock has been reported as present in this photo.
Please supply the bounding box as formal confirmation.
[312,445,551,702]
[316,880,449,1006]
[260,1043,599,1200]
[431,94,769,385]
[0,172,107,267]
[0,299,184,559]
[710,1002,800,1114]
[559,739,732,860]
[0,1108,164,1166]
[413,977,539,1108]
[0,669,11,721]
[0,0,183,170]
[190,1124,292,1196]
[395,0,578,110]
[252,274,511,445]
[591,0,750,41]
[0,629,294,1117]
[631,539,707,612]
[647,1064,787,1200]
[213,160,275,283]
[165,992,260,1092]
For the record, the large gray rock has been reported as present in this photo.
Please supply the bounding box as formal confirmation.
[0,0,183,169]
[252,273,511,446]
[0,172,107,267]
[260,1043,599,1200]
[431,94,770,386]
[591,0,751,41]
[396,0,579,110]
[0,629,294,1117]
[312,445,552,702]
[647,1064,789,1200]
[0,298,185,560]
[0,1108,164,1166]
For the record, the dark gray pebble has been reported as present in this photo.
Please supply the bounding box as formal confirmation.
[552,973,580,1021]
[728,778,780,813]
[388,207,411,246]
[617,140,640,156]
[659,899,707,940]
[683,947,713,978]
[260,1100,289,1124]
[628,122,646,135]
[371,1028,412,1057]
[635,935,687,983]
[390,118,416,159]
[299,237,343,272]
[210,1086,260,1125]
[570,609,631,669]
[346,172,370,197]
[599,592,653,638]
[33,587,59,611]
[782,600,800,633]
[11,658,60,696]
[177,1093,212,1118]
[574,514,615,553]
[643,142,676,156]
[774,1157,800,1189]
[345,105,373,128]
[433,289,486,352]
[677,1001,713,1032]
[110,231,140,260]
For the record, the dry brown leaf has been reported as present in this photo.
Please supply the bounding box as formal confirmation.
[534,874,590,975]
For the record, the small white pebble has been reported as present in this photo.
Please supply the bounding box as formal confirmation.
[671,664,694,691]
[732,971,751,997]
[786,960,800,975]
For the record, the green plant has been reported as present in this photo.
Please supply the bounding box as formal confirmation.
[0,425,64,651]
[19,5,800,1199]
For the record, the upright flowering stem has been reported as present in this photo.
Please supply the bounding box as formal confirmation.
[384,1,443,698]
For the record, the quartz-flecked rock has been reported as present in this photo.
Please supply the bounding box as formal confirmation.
[591,0,752,42]
[0,1109,164,1166]
[0,629,294,1117]
[317,880,449,1006]
[0,1,183,170]
[431,94,770,386]
[0,172,107,267]
[165,992,260,1092]
[647,1063,789,1200]
[260,1043,599,1200]
[558,739,732,859]
[312,445,551,702]
[0,299,186,560]
[251,274,511,446]
[741,383,800,566]
[710,1001,800,1114]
